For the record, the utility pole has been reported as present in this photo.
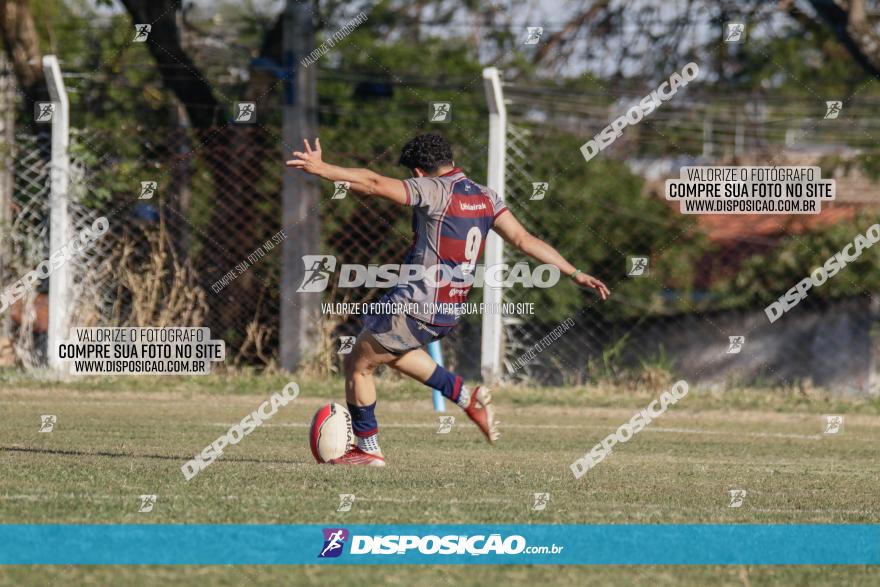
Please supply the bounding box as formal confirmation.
[280,0,321,371]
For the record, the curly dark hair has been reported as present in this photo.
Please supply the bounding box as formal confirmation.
[398,133,454,173]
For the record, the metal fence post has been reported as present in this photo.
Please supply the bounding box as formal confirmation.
[0,53,15,340]
[481,67,506,384]
[44,55,70,372]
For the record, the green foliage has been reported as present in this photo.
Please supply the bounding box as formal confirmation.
[588,330,633,382]
[500,128,708,321]
[733,21,875,98]
[855,151,880,181]
[33,3,174,133]
[716,212,880,308]
[312,30,710,320]
[26,0,879,326]
[29,2,178,210]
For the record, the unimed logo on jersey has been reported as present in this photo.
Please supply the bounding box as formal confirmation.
[318,528,349,558]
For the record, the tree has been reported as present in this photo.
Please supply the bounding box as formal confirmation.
[802,0,880,78]
[113,0,296,350]
[0,0,49,123]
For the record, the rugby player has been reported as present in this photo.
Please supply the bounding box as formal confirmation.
[286,134,609,466]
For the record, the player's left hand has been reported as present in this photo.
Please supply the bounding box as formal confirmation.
[573,272,610,300]
[286,138,326,175]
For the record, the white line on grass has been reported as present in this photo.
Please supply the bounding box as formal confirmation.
[207,421,837,441]
[0,494,873,517]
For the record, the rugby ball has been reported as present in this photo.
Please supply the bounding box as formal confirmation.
[309,403,354,463]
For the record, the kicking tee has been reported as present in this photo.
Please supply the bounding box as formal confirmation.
[386,167,508,326]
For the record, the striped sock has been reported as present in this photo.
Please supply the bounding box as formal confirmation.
[425,365,471,407]
[348,402,380,453]
[456,385,471,408]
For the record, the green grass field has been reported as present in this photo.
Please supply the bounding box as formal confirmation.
[1,372,879,585]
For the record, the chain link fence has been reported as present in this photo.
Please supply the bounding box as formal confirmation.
[2,70,878,392]
[500,83,880,392]
[0,78,491,374]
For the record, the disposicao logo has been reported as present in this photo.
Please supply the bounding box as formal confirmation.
[319,528,349,558]
[317,529,561,558]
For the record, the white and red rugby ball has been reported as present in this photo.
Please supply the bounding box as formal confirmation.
[309,403,354,463]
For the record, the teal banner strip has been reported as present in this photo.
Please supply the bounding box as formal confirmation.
[1,524,877,565]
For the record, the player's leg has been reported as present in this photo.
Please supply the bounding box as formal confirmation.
[344,331,395,410]
[390,346,500,443]
[389,347,459,400]
[386,346,435,382]
[334,331,397,465]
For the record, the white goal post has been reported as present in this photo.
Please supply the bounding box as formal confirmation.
[480,67,505,383]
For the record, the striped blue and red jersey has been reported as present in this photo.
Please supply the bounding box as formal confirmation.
[387,167,508,326]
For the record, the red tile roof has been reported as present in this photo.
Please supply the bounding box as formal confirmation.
[690,203,865,243]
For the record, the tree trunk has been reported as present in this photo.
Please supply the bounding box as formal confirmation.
[806,0,880,78]
[0,0,49,124]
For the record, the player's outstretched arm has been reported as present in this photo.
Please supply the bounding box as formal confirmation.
[285,138,408,205]
[493,210,610,300]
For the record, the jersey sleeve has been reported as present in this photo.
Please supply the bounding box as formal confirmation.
[403,177,447,216]
[486,187,509,222]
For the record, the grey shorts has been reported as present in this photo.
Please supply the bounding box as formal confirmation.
[361,312,455,354]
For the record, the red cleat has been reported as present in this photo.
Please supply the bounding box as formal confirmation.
[462,386,499,444]
[328,447,386,467]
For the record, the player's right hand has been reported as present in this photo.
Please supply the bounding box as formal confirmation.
[286,138,325,175]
